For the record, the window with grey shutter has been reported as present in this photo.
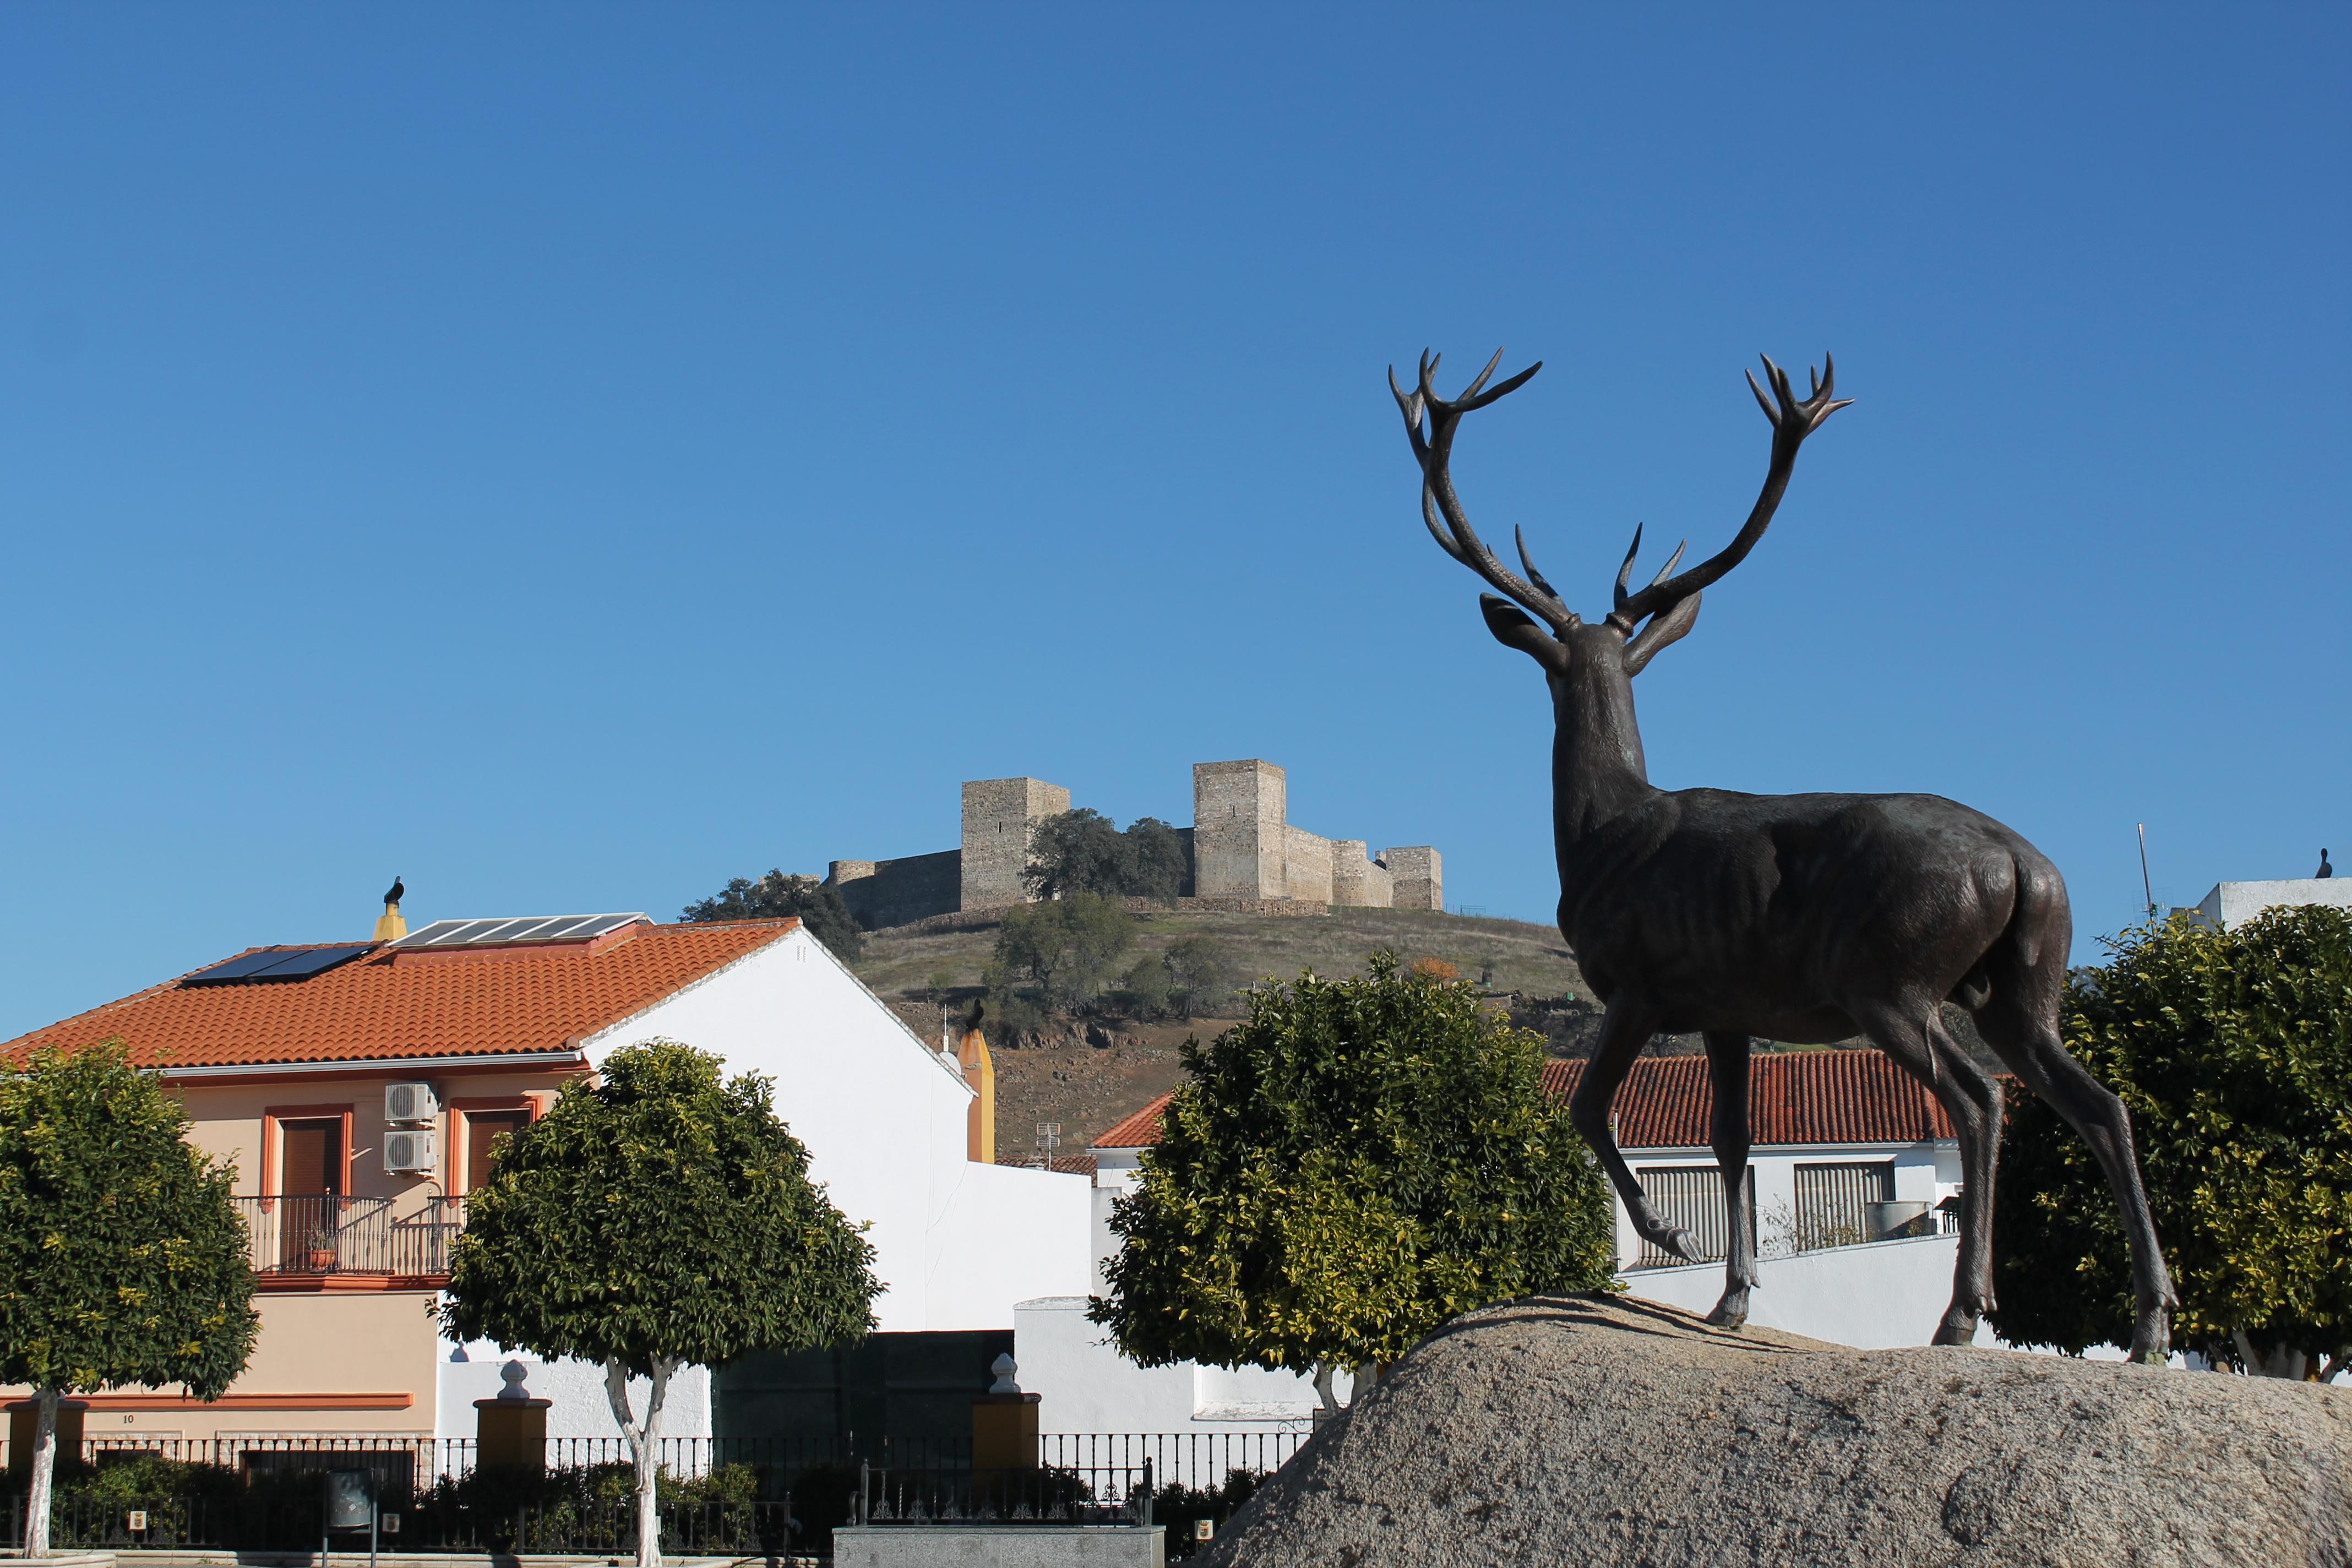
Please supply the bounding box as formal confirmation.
[1792,1161,1894,1251]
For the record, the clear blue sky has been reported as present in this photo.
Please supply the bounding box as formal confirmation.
[2,6,2344,1039]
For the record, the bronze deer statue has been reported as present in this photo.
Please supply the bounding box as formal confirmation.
[1392,349,2176,1359]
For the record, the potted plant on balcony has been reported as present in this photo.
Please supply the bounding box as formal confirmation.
[302,1227,339,1272]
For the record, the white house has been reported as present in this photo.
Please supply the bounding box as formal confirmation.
[1016,1048,1991,1438]
[2193,875,2352,929]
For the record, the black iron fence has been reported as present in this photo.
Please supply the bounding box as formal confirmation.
[10,1430,1296,1555]
[231,1195,461,1278]
[10,1488,797,1558]
[858,1460,1153,1529]
[1040,1430,1304,1491]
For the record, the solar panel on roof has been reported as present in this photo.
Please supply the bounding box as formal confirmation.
[251,944,374,981]
[184,949,299,984]
[183,943,375,987]
[391,913,648,950]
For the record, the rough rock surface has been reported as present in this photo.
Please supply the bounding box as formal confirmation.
[1204,1294,2352,1567]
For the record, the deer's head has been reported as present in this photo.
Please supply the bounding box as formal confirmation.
[1392,349,1850,721]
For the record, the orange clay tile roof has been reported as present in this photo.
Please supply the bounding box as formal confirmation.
[1093,1093,1175,1150]
[1091,1051,1955,1153]
[0,919,798,1073]
[1545,1052,1958,1147]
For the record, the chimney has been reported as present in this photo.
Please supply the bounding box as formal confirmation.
[374,879,409,943]
[956,1003,995,1164]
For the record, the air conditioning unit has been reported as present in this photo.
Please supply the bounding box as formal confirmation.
[384,1129,437,1175]
[385,1082,440,1124]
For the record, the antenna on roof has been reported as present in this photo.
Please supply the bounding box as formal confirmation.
[375,875,409,944]
[2136,825,2156,921]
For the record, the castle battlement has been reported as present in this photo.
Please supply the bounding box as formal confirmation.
[825,760,1440,930]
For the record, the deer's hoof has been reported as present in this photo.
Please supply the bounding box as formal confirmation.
[1642,1224,1701,1263]
[1706,1288,1751,1329]
[2130,1307,2172,1365]
[1931,1313,1979,1347]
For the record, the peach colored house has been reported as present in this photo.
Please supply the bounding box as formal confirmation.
[0,914,793,1445]
[3,907,1092,1454]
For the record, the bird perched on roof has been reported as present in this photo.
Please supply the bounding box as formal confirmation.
[384,875,405,905]
[2319,850,2333,880]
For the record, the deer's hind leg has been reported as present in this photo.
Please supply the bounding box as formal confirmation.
[1570,1000,1698,1263]
[1920,1015,2002,1345]
[1703,1031,1758,1327]
[1971,987,2178,1362]
[1845,1000,2000,1347]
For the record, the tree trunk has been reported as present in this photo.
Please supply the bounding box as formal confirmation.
[1312,1363,1338,1413]
[2231,1329,2309,1379]
[23,1386,59,1558]
[603,1359,675,1568]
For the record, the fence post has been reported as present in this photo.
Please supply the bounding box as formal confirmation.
[855,1461,869,1528]
[1140,1458,1153,1529]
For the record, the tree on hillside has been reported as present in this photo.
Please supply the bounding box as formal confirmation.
[1120,818,1189,901]
[680,869,863,962]
[1990,906,2352,1378]
[1026,809,1127,900]
[0,1042,259,1558]
[986,894,1135,1020]
[1159,934,1232,1019]
[442,1041,879,1567]
[1090,952,1615,1404]
[1025,811,1190,901]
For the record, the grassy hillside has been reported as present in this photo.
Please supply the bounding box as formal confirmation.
[851,903,1948,1159]
[853,905,1591,1157]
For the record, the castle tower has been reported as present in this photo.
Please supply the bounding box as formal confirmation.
[1331,840,1393,907]
[1386,846,1443,911]
[960,777,1071,910]
[1193,760,1287,899]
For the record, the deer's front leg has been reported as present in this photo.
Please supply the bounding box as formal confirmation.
[1570,1001,1697,1263]
[1703,1031,1757,1327]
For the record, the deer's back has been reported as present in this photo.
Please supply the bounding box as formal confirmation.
[1560,788,2065,1038]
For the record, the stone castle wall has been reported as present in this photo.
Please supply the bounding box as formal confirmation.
[822,759,1442,929]
[828,849,962,930]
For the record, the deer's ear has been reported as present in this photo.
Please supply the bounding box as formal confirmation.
[1480,595,1565,668]
[1621,593,1701,676]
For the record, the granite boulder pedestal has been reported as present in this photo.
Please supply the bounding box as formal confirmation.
[1202,1294,2352,1567]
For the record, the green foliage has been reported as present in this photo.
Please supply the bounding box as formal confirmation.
[441,1040,880,1374]
[1990,907,2352,1374]
[1155,1469,1266,1561]
[985,894,1136,1014]
[55,1452,245,1507]
[1091,952,1616,1373]
[1159,935,1231,1019]
[680,870,863,962]
[1025,811,1189,901]
[0,1041,259,1400]
[1120,818,1189,901]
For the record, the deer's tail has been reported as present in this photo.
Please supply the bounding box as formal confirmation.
[1950,849,2068,1014]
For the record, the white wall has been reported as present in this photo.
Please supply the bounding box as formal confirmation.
[435,1350,713,1443]
[2197,877,2352,928]
[1014,1297,1333,1436]
[580,927,1088,1333]
[1620,1233,1993,1348]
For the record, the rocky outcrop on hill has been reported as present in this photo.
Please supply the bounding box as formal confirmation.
[1204,1294,2352,1568]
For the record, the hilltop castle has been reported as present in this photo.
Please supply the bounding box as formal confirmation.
[825,759,1442,929]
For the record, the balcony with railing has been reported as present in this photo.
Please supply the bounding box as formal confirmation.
[232,1195,462,1283]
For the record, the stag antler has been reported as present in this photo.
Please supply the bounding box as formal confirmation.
[1608,353,1851,633]
[1389,349,1569,633]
